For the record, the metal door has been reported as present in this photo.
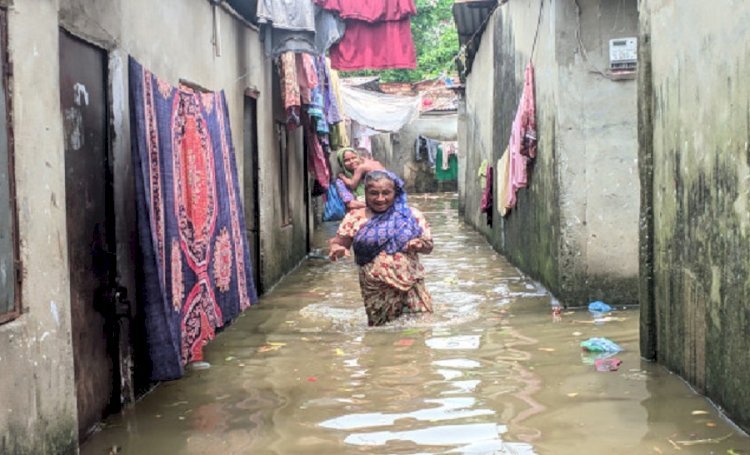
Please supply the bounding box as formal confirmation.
[59,30,116,439]
[243,95,262,294]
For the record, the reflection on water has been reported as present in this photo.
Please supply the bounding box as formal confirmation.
[82,194,750,455]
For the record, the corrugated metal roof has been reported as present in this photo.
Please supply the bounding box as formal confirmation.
[339,76,382,93]
[453,0,497,46]
[224,0,258,24]
[452,0,501,77]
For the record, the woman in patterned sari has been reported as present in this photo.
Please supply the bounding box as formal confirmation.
[334,147,366,211]
[328,170,433,326]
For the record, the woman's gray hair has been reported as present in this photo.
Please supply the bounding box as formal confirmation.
[364,170,394,187]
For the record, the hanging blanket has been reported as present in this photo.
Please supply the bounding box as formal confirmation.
[315,0,416,22]
[129,58,258,381]
[329,19,416,71]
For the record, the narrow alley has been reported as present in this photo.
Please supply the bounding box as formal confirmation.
[81,195,750,455]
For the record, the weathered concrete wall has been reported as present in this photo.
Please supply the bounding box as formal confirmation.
[2,0,308,452]
[553,0,639,306]
[461,0,639,307]
[639,0,750,432]
[1,2,78,453]
[371,113,458,193]
[462,12,496,237]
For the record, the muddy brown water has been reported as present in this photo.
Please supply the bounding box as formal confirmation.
[83,194,749,454]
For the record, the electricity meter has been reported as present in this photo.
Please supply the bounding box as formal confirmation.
[609,37,637,71]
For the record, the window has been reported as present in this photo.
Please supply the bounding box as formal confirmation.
[0,8,19,324]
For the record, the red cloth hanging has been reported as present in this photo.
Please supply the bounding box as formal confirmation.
[506,62,536,210]
[314,0,416,22]
[302,113,330,190]
[519,63,537,158]
[329,19,416,71]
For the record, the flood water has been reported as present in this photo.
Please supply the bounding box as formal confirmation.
[83,194,749,454]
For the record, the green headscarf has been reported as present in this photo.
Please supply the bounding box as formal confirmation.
[336,147,365,197]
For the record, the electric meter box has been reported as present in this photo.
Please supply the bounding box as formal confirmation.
[609,37,637,71]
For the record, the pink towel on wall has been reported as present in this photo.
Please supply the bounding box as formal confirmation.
[506,62,537,210]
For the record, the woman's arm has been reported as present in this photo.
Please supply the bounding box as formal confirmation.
[328,234,353,261]
[335,179,365,211]
[346,200,366,210]
[339,165,366,190]
[405,208,433,254]
[329,209,365,261]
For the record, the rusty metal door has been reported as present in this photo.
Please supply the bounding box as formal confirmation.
[59,30,117,439]
[243,95,262,293]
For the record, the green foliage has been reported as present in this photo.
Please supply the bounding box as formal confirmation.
[341,0,458,83]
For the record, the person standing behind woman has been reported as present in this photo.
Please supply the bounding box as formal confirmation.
[335,147,366,211]
[337,150,385,194]
[329,170,433,326]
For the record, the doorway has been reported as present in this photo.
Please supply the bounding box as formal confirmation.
[243,94,262,294]
[59,30,119,439]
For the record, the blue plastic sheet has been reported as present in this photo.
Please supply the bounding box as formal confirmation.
[588,301,613,313]
[580,337,623,353]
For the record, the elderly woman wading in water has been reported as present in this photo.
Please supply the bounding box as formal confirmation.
[328,170,434,326]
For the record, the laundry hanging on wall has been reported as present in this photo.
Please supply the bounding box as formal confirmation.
[415,135,441,165]
[257,0,316,56]
[440,141,458,170]
[505,62,538,212]
[257,1,345,56]
[129,57,258,381]
[496,147,511,217]
[435,145,458,182]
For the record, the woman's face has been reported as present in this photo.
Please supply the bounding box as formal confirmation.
[343,151,360,172]
[365,178,396,213]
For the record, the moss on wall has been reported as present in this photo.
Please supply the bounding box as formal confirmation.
[1,417,77,455]
[641,0,750,432]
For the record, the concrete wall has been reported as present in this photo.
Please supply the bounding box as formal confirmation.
[462,19,495,234]
[370,113,458,193]
[553,0,640,306]
[639,0,750,432]
[1,0,308,452]
[0,2,78,453]
[460,0,639,307]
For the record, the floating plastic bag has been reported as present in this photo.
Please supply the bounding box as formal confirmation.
[588,301,613,313]
[595,357,623,372]
[580,337,622,353]
[323,184,346,222]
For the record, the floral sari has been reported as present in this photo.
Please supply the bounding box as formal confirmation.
[336,172,433,325]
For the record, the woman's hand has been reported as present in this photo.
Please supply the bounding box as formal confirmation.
[328,243,350,261]
[404,238,426,254]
